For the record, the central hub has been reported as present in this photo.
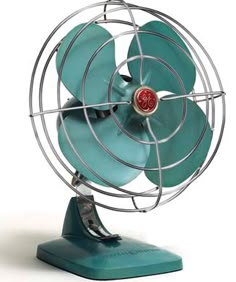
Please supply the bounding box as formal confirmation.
[133,86,159,116]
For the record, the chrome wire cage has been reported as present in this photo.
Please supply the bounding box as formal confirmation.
[29,0,226,212]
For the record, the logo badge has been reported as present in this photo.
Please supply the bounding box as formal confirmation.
[133,87,159,116]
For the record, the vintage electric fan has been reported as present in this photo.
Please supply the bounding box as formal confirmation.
[29,0,226,280]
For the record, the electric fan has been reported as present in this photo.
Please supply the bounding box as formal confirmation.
[29,0,226,280]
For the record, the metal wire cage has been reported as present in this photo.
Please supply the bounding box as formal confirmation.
[29,0,226,213]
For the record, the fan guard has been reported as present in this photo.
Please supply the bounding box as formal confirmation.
[29,0,226,213]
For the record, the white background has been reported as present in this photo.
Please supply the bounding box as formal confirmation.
[0,0,235,281]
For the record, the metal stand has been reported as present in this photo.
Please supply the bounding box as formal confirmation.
[37,197,183,280]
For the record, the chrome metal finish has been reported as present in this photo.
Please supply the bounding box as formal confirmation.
[77,196,121,240]
[71,171,84,187]
[142,118,163,212]
[119,0,144,85]
[161,91,225,101]
[29,0,226,212]
[96,19,139,27]
[31,101,130,117]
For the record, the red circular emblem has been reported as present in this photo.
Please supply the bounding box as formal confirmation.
[133,87,158,116]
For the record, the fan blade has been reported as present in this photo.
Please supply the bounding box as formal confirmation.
[128,21,196,94]
[56,23,133,109]
[145,97,212,187]
[56,98,96,131]
[58,104,150,187]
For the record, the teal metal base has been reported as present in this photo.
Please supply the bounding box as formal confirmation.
[37,197,182,280]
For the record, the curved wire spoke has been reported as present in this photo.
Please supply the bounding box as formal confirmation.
[31,101,131,117]
[119,0,144,85]
[103,0,111,21]
[96,19,139,27]
[131,117,163,212]
[103,0,122,21]
[145,118,163,211]
[161,91,225,101]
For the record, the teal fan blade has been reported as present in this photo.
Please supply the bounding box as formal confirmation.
[128,21,196,94]
[56,98,97,132]
[56,23,138,109]
[145,97,212,187]
[58,101,150,187]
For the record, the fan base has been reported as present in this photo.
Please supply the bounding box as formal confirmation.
[37,237,182,280]
[37,197,182,280]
